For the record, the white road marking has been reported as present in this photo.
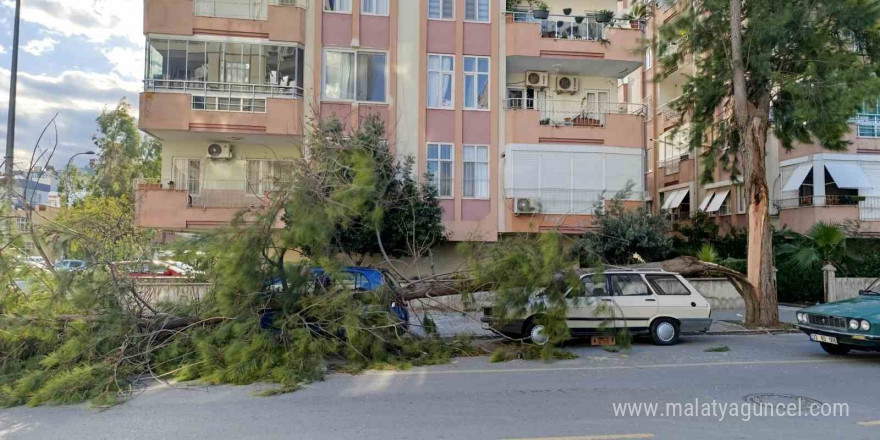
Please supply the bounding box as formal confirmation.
[502,435,654,440]
[858,420,880,427]
[360,359,845,377]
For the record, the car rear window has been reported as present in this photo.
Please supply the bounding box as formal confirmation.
[647,275,692,295]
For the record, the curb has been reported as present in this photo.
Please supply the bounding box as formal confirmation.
[692,329,801,336]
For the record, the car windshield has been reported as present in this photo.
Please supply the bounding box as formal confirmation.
[862,278,880,295]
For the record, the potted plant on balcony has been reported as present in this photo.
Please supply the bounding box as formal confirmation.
[563,8,572,15]
[532,1,550,19]
[167,180,175,190]
[574,15,585,23]
[628,1,650,29]
[595,9,614,23]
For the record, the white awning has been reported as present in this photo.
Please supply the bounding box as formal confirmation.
[706,188,730,213]
[782,164,812,192]
[825,162,873,189]
[661,189,681,210]
[665,188,690,210]
[698,192,715,212]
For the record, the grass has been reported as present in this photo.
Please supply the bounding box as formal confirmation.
[252,384,301,397]
[489,345,578,363]
[704,345,731,353]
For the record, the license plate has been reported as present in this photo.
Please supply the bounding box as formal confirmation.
[591,335,616,346]
[811,334,838,344]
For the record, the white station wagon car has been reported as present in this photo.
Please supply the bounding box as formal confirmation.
[481,269,713,346]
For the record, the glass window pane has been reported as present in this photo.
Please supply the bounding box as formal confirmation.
[278,46,298,87]
[206,42,222,83]
[427,71,439,107]
[478,0,489,21]
[428,55,441,71]
[464,75,475,108]
[478,57,489,72]
[325,0,350,11]
[477,74,489,109]
[148,39,168,80]
[441,55,453,71]
[187,41,207,82]
[465,0,475,20]
[463,162,475,197]
[648,275,692,295]
[427,144,439,159]
[223,43,247,83]
[356,52,386,102]
[610,275,652,296]
[324,51,355,99]
[464,56,475,72]
[442,0,453,19]
[168,40,188,81]
[428,0,440,19]
[264,45,279,85]
[440,144,452,160]
[441,73,452,107]
[462,145,474,161]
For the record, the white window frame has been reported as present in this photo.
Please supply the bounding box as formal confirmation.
[464,0,490,22]
[172,158,204,197]
[427,0,454,20]
[427,54,455,109]
[361,0,389,16]
[322,48,389,103]
[427,143,454,198]
[16,217,29,232]
[463,56,490,111]
[323,0,351,13]
[645,46,653,70]
[462,145,490,199]
[736,185,747,214]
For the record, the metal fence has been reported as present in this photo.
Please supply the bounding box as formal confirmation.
[774,195,880,221]
[505,99,646,127]
[506,11,644,36]
[135,178,292,209]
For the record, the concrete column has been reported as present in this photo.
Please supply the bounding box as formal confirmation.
[823,264,837,303]
[813,158,825,206]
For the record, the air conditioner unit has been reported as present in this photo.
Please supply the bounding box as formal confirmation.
[525,71,549,88]
[207,143,233,159]
[556,75,579,93]
[514,198,541,215]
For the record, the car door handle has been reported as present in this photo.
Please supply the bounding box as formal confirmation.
[645,298,656,302]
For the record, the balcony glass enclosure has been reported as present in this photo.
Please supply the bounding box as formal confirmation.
[145,38,304,97]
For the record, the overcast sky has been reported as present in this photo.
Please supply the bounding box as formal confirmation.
[0,0,143,171]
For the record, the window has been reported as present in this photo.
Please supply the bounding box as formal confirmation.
[464,56,489,110]
[427,55,454,108]
[736,185,747,214]
[857,100,880,138]
[172,158,202,196]
[324,0,350,12]
[580,275,608,297]
[361,0,388,15]
[609,274,652,297]
[192,96,266,112]
[645,46,653,70]
[428,0,453,19]
[16,217,28,232]
[462,145,489,198]
[506,88,536,109]
[194,0,269,20]
[427,143,453,197]
[647,275,692,296]
[464,0,489,22]
[323,50,387,102]
[145,38,303,94]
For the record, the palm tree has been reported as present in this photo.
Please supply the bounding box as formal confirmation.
[778,222,849,302]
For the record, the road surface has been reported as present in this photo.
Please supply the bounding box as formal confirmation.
[2,333,879,440]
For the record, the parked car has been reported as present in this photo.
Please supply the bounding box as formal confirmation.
[480,269,713,346]
[796,278,880,355]
[54,260,87,271]
[261,267,409,330]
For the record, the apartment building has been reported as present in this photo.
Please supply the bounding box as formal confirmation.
[643,0,880,236]
[135,0,649,242]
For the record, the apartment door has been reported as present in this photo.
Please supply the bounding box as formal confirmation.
[583,91,610,125]
[172,158,202,198]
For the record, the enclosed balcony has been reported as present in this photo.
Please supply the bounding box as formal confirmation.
[144,0,306,43]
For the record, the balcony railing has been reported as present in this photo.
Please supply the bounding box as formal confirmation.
[657,101,682,123]
[135,178,292,209]
[143,79,303,100]
[506,11,644,35]
[194,0,269,20]
[506,188,648,215]
[505,99,646,127]
[774,195,880,221]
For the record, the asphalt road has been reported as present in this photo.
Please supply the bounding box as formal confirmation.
[3,333,880,440]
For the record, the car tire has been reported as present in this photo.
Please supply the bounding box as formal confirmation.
[650,318,680,346]
[524,319,550,346]
[820,342,851,356]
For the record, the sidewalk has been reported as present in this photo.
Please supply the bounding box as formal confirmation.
[409,305,801,339]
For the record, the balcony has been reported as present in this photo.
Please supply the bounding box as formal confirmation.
[502,188,647,234]
[133,179,285,230]
[657,101,682,132]
[144,0,306,43]
[775,195,880,234]
[505,11,643,72]
[505,99,646,147]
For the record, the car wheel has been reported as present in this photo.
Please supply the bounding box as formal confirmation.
[650,318,680,346]
[524,320,550,346]
[820,342,851,356]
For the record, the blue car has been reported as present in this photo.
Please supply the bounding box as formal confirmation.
[261,267,409,330]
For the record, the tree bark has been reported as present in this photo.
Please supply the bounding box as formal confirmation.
[727,0,779,327]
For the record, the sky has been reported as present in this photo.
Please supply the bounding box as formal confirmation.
[0,0,144,171]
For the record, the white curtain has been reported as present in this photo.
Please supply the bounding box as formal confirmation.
[325,0,350,12]
[324,51,355,99]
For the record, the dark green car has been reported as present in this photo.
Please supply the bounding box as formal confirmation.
[796,278,880,355]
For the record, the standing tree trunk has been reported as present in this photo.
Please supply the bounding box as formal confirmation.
[729,0,779,327]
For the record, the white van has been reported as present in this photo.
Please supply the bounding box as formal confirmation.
[481,269,713,346]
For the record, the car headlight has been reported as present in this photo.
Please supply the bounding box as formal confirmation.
[850,319,860,330]
[796,313,804,323]
[861,320,871,332]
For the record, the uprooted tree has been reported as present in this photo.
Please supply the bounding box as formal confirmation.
[0,115,481,407]
[657,0,880,326]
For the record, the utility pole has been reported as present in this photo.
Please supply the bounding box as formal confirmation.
[5,0,22,195]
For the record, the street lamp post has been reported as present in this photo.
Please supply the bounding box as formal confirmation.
[4,0,22,195]
[62,151,95,204]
